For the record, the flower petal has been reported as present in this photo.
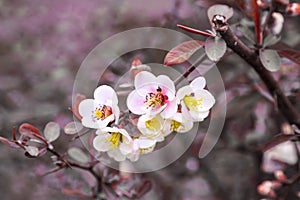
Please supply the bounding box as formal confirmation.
[194,89,215,112]
[156,74,175,100]
[94,85,118,104]
[137,114,163,137]
[78,99,94,118]
[112,103,120,124]
[126,90,147,115]
[189,110,210,121]
[181,102,194,121]
[135,71,156,88]
[119,142,132,155]
[179,119,194,133]
[190,76,206,91]
[93,134,110,152]
[137,137,157,149]
[81,116,100,129]
[176,86,193,101]
[134,71,156,95]
[96,114,114,128]
[107,148,126,161]
[161,99,178,119]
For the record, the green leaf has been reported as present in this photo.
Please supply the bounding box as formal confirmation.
[205,36,226,62]
[164,40,204,66]
[259,49,281,72]
[64,121,83,135]
[68,147,89,163]
[44,122,60,142]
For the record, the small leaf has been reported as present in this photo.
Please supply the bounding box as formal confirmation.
[68,147,89,163]
[44,122,60,142]
[207,4,234,24]
[64,121,83,135]
[164,40,204,66]
[19,123,46,142]
[205,36,227,62]
[25,146,39,157]
[259,49,281,72]
[263,34,281,47]
[0,136,20,148]
[278,49,300,65]
[262,134,300,152]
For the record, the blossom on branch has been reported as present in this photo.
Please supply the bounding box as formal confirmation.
[79,85,120,129]
[127,71,177,118]
[176,76,215,121]
[93,127,132,161]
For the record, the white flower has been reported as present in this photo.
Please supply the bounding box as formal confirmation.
[79,85,120,129]
[93,127,132,162]
[127,71,177,118]
[137,114,165,141]
[163,112,193,133]
[125,137,157,162]
[176,76,215,122]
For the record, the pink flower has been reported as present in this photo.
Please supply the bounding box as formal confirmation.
[126,71,177,118]
[79,85,120,129]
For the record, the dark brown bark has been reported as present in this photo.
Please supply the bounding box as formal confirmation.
[213,16,300,128]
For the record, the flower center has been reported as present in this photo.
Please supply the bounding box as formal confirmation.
[144,87,168,109]
[108,132,122,148]
[93,105,112,120]
[170,120,183,132]
[183,95,203,111]
[145,118,161,132]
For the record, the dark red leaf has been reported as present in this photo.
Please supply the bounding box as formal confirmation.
[262,134,300,152]
[164,40,204,66]
[278,49,300,65]
[135,180,152,198]
[19,123,46,142]
[177,24,214,37]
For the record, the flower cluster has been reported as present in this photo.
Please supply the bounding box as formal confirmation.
[79,71,215,161]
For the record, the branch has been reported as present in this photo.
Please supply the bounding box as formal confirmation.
[212,16,300,128]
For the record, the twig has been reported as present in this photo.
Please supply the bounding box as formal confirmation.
[212,16,300,128]
[174,53,207,85]
[251,0,263,47]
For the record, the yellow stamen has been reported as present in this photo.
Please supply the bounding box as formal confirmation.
[93,106,113,120]
[144,87,167,109]
[108,132,121,148]
[94,109,104,120]
[183,95,203,111]
[145,118,161,132]
[170,120,183,132]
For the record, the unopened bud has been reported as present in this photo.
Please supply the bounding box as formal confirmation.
[274,170,287,182]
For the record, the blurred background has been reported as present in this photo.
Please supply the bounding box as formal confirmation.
[0,0,299,199]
